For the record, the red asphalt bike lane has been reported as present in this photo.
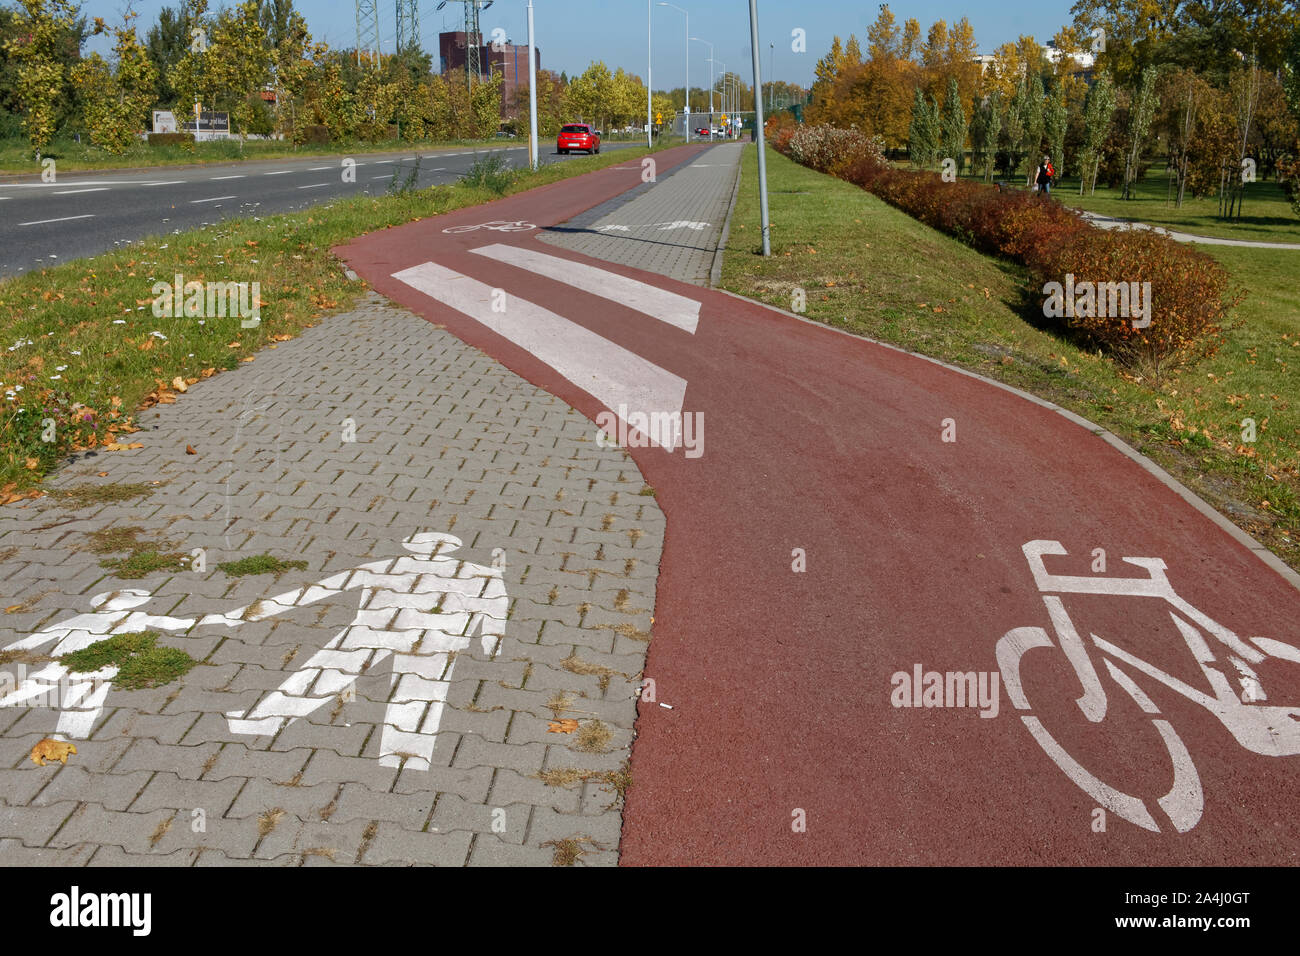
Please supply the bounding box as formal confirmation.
[337,144,1300,865]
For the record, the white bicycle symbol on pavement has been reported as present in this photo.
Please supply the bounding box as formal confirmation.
[441,220,536,234]
[997,539,1300,833]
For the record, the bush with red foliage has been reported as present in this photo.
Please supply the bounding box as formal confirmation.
[788,129,1238,369]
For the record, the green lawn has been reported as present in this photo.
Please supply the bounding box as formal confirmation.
[0,142,664,496]
[723,146,1300,571]
[1049,162,1300,244]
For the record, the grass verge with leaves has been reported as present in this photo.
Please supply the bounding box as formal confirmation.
[0,144,662,494]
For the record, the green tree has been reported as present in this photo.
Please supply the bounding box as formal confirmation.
[1121,65,1159,199]
[1078,70,1116,193]
[908,86,938,167]
[1044,82,1068,178]
[970,90,1003,181]
[5,0,83,150]
[145,6,189,106]
[71,12,159,153]
[938,76,967,173]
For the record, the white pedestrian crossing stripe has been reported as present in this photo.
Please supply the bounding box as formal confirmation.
[470,242,700,334]
[391,260,689,451]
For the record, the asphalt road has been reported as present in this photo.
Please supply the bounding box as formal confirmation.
[0,141,638,278]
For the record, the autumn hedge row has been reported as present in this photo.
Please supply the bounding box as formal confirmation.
[771,122,1240,367]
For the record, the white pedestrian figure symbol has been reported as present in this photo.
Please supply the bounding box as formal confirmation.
[202,532,507,770]
[0,590,198,738]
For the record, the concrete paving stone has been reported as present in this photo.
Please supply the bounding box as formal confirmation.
[253,814,373,862]
[489,768,582,813]
[0,801,79,844]
[269,715,374,757]
[129,771,247,816]
[391,762,494,801]
[537,621,616,654]
[84,844,203,866]
[328,782,435,829]
[525,804,624,850]
[29,764,154,811]
[297,749,399,792]
[149,809,263,856]
[436,702,511,741]
[0,837,99,865]
[192,847,298,865]
[429,793,530,844]
[542,741,628,775]
[226,777,342,821]
[466,835,559,867]
[46,803,174,853]
[201,742,314,783]
[451,734,546,775]
[90,709,203,747]
[360,822,474,866]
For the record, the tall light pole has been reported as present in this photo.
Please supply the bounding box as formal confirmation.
[527,0,538,170]
[714,60,726,138]
[691,36,712,140]
[658,2,687,140]
[646,0,653,149]
[748,0,770,255]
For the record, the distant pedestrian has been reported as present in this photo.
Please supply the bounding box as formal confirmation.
[1037,156,1054,197]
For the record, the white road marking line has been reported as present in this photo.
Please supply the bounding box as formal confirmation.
[374,160,394,164]
[52,187,108,195]
[141,180,185,186]
[19,214,95,226]
[392,261,688,449]
[210,174,245,180]
[297,183,330,189]
[190,195,236,203]
[263,170,293,175]
[308,166,333,170]
[370,175,392,180]
[471,243,700,334]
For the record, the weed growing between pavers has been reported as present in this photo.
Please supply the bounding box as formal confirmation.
[575,719,613,753]
[86,526,188,579]
[535,759,633,810]
[216,554,310,577]
[542,836,602,867]
[48,483,156,507]
[60,630,198,690]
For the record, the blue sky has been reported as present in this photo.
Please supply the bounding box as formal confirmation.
[80,1,1079,88]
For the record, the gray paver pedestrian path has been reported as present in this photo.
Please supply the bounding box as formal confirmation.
[539,143,743,284]
[0,292,662,866]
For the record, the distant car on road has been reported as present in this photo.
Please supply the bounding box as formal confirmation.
[557,123,600,155]
[694,126,711,137]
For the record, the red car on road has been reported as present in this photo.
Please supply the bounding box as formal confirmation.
[557,123,601,155]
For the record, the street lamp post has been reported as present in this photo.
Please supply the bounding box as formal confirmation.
[657,2,688,140]
[646,0,653,149]
[690,36,712,140]
[714,60,725,138]
[527,0,538,170]
[747,0,771,255]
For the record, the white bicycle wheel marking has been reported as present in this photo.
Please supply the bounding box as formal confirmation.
[998,538,1298,833]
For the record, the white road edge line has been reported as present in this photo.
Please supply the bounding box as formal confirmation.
[19,214,95,226]
[263,170,294,175]
[307,166,333,171]
[297,183,330,189]
[392,261,688,450]
[210,175,245,180]
[471,243,701,334]
[142,180,186,186]
[51,187,109,195]
[190,195,236,203]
